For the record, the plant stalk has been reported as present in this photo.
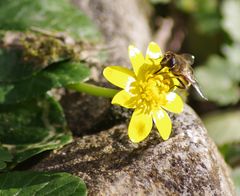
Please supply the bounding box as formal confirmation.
[67,82,118,98]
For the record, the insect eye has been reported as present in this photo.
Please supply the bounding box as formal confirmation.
[169,57,176,68]
[162,54,171,63]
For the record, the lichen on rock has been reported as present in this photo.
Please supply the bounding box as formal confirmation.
[1,31,75,70]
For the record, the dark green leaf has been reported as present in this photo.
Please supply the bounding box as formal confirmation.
[0,96,72,164]
[0,162,6,170]
[0,147,13,162]
[0,61,90,104]
[176,0,220,34]
[0,171,87,196]
[0,0,100,41]
[219,143,240,167]
[176,0,217,13]
[150,0,171,4]
[194,13,220,34]
[0,147,13,170]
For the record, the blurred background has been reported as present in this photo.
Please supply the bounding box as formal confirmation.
[150,0,240,191]
[0,0,240,193]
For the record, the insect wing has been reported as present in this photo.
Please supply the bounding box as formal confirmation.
[192,82,208,100]
[181,53,195,65]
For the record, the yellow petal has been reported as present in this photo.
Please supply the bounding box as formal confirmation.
[145,42,162,66]
[112,90,134,108]
[103,66,136,89]
[163,92,184,114]
[128,45,145,76]
[128,109,152,143]
[152,109,172,140]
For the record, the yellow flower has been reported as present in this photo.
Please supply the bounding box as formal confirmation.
[103,42,184,143]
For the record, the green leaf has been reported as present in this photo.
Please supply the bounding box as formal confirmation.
[0,147,13,170]
[176,0,217,13]
[232,167,240,195]
[219,143,240,167]
[150,0,171,4]
[176,0,220,34]
[204,110,240,167]
[176,0,197,12]
[203,110,240,146]
[195,55,239,105]
[222,44,240,82]
[0,96,72,164]
[0,171,87,196]
[0,0,100,41]
[0,147,13,162]
[0,61,90,104]
[194,13,220,34]
[221,0,240,42]
[204,110,240,166]
[0,31,74,83]
[0,162,6,170]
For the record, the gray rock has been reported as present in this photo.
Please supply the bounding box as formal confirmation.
[73,0,152,66]
[33,105,235,195]
[60,90,111,136]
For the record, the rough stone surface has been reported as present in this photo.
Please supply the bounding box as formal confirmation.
[73,0,151,66]
[60,90,111,136]
[33,105,235,195]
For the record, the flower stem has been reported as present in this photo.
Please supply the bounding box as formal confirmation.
[67,82,118,98]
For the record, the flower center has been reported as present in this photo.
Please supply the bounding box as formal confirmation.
[129,70,175,113]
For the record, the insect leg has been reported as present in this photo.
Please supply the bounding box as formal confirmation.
[148,58,165,74]
[154,67,165,74]
[169,77,186,91]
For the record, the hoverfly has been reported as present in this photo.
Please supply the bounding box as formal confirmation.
[159,51,207,100]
